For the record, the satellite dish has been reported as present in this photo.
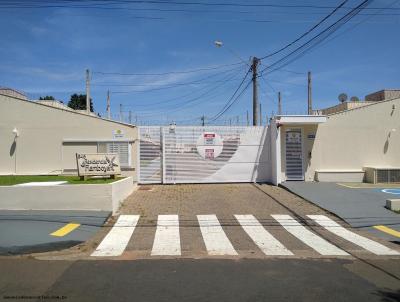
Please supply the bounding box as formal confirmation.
[338,93,348,103]
[350,96,360,102]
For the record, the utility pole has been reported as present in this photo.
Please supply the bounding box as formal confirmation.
[119,103,123,122]
[201,115,205,126]
[259,103,262,126]
[246,110,249,126]
[85,69,90,114]
[236,115,239,125]
[252,57,260,126]
[135,115,138,125]
[129,110,132,124]
[278,91,282,115]
[308,71,312,115]
[106,90,111,119]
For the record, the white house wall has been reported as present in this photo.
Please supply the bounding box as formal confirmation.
[309,98,400,180]
[0,94,138,179]
[278,98,400,182]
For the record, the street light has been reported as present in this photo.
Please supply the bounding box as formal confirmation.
[213,40,249,66]
[214,40,259,126]
[214,40,223,48]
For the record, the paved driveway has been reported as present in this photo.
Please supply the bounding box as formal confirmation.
[281,182,400,242]
[38,183,400,261]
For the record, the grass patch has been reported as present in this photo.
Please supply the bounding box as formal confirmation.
[0,175,124,186]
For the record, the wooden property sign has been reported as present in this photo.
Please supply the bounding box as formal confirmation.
[76,153,121,179]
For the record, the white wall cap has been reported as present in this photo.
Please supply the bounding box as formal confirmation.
[275,115,327,125]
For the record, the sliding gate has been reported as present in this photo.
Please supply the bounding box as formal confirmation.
[138,126,269,184]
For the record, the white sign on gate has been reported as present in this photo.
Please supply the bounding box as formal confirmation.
[196,132,223,160]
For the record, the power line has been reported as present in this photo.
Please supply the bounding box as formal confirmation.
[208,68,251,121]
[259,0,350,60]
[123,68,248,116]
[209,78,252,123]
[208,67,252,123]
[1,1,399,10]
[92,62,243,77]
[303,0,400,54]
[92,64,246,88]
[109,65,245,94]
[260,0,373,74]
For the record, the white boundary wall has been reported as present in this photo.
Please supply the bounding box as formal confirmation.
[0,177,136,215]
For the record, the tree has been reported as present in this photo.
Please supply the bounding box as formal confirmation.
[39,95,55,100]
[68,94,94,112]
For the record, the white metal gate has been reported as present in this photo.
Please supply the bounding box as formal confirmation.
[138,127,162,184]
[138,126,270,184]
[285,129,304,180]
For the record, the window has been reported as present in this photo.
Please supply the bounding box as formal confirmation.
[98,142,131,168]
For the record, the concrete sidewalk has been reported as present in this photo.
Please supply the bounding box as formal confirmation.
[0,210,110,255]
[281,182,400,242]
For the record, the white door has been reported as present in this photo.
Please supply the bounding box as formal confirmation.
[285,129,304,180]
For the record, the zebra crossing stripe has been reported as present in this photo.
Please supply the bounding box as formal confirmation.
[91,215,139,257]
[272,215,348,256]
[197,215,238,255]
[235,215,293,256]
[308,215,400,256]
[151,215,181,256]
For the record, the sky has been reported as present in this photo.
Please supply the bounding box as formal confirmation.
[0,0,399,125]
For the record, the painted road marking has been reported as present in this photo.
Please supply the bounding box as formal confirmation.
[272,215,348,256]
[374,225,400,238]
[308,215,400,256]
[197,215,238,256]
[235,215,293,256]
[337,183,362,189]
[91,215,139,257]
[151,215,181,256]
[50,223,80,237]
[381,189,400,195]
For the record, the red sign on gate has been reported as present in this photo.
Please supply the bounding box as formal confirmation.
[205,148,215,159]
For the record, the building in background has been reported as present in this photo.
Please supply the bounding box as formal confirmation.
[314,89,400,115]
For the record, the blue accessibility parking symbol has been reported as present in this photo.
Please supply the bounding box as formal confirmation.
[381,189,400,195]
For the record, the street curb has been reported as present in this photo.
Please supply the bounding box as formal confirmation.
[0,240,83,256]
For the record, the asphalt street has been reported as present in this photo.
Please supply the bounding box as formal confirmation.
[0,211,110,255]
[0,258,399,302]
